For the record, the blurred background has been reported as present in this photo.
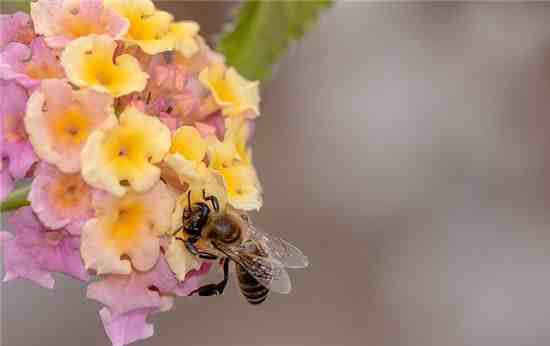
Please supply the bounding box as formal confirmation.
[4,1,550,346]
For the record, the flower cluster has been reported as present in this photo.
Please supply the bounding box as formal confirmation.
[0,1,262,345]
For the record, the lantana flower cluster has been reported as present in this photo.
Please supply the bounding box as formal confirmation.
[0,1,262,345]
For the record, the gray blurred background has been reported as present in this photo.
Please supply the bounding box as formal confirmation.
[4,1,550,346]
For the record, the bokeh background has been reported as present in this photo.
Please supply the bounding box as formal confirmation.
[4,1,550,346]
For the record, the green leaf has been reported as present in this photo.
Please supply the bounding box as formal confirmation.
[3,1,31,13]
[217,0,332,81]
[0,183,31,212]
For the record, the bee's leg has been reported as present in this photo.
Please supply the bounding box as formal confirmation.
[179,237,219,260]
[191,258,230,296]
[202,189,220,212]
[216,257,230,294]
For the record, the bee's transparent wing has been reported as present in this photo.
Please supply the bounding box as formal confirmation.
[246,224,309,269]
[214,242,292,294]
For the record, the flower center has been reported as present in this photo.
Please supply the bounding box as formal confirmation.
[49,107,92,147]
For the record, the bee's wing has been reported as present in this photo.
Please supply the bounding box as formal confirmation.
[246,224,309,269]
[213,242,292,294]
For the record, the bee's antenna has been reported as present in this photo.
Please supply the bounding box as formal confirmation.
[187,189,192,212]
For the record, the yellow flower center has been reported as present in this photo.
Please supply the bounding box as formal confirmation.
[211,79,238,104]
[108,200,146,251]
[170,126,206,162]
[218,163,255,198]
[127,12,169,41]
[83,51,120,88]
[49,107,92,147]
[103,127,148,177]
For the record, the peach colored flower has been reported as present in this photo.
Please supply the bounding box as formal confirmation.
[25,79,117,173]
[31,0,129,49]
[29,163,94,235]
[80,181,176,275]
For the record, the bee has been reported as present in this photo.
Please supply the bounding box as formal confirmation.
[173,190,309,305]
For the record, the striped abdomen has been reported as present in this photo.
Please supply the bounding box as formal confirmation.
[237,263,269,305]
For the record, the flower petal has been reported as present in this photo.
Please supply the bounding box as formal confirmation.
[164,238,201,281]
[1,80,38,179]
[1,207,89,286]
[99,307,155,346]
[0,12,35,49]
[87,256,178,317]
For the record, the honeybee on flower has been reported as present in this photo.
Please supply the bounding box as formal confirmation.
[0,0,317,345]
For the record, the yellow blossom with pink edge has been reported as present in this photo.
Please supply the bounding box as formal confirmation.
[105,0,200,56]
[81,181,176,275]
[61,34,148,97]
[25,79,117,173]
[199,64,260,118]
[81,106,171,197]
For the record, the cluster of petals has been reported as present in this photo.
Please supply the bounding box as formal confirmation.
[0,2,265,345]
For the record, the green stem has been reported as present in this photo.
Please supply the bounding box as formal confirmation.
[1,184,31,212]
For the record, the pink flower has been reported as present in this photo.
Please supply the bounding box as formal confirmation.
[0,38,64,90]
[0,80,38,179]
[87,256,180,317]
[0,12,35,49]
[0,207,89,288]
[31,0,129,49]
[29,163,94,235]
[0,165,14,200]
[99,307,156,346]
[87,257,211,346]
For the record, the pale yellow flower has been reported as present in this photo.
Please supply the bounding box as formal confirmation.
[61,34,148,97]
[81,181,176,275]
[164,126,209,184]
[207,118,262,211]
[199,64,260,118]
[105,0,200,56]
[81,107,171,197]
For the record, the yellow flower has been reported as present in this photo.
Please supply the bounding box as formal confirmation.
[61,34,148,97]
[105,0,200,56]
[216,161,262,211]
[164,126,209,184]
[81,181,176,275]
[199,64,260,118]
[81,106,171,197]
[207,119,262,211]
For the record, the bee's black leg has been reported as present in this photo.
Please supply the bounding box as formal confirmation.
[176,237,219,260]
[191,258,230,296]
[202,189,219,212]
